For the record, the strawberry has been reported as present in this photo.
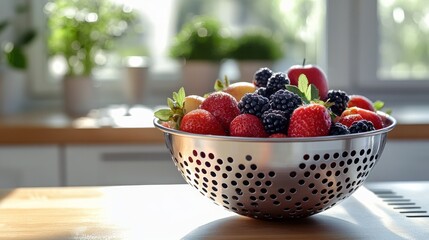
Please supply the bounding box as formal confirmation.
[230,114,268,137]
[338,114,364,128]
[201,91,240,131]
[288,103,332,137]
[348,95,375,111]
[180,109,225,135]
[341,107,383,129]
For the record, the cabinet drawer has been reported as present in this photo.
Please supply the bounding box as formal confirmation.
[65,144,184,186]
[0,145,60,188]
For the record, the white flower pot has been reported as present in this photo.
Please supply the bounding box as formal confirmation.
[63,75,96,117]
[237,60,273,83]
[123,65,149,106]
[181,60,220,96]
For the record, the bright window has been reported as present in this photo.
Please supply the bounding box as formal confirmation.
[23,0,427,108]
[378,0,429,80]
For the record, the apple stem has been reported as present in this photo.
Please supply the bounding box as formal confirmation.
[302,58,306,66]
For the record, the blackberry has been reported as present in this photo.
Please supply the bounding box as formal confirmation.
[238,93,270,118]
[327,90,349,116]
[253,67,273,88]
[262,110,288,134]
[255,87,274,98]
[266,72,290,93]
[269,89,302,119]
[329,122,350,135]
[349,120,375,134]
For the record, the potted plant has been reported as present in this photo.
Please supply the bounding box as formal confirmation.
[170,16,231,96]
[45,0,137,116]
[228,29,284,82]
[0,3,36,115]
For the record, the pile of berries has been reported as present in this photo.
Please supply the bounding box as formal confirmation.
[155,66,389,138]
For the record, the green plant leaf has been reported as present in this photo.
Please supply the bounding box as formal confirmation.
[373,100,385,111]
[176,87,186,108]
[15,30,36,46]
[298,74,309,93]
[214,75,230,92]
[6,46,26,69]
[154,109,173,121]
[167,98,174,109]
[309,84,320,101]
[214,79,224,91]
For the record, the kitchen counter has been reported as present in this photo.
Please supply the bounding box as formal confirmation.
[0,182,428,239]
[0,105,428,144]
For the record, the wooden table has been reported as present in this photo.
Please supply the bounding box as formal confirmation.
[0,183,428,239]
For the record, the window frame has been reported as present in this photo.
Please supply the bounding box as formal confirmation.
[354,0,429,92]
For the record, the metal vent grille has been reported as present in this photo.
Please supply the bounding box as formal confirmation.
[370,189,429,218]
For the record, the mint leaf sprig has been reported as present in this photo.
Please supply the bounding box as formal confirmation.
[286,74,320,104]
[154,87,186,129]
[373,100,392,115]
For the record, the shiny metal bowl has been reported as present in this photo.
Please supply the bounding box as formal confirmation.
[154,112,396,219]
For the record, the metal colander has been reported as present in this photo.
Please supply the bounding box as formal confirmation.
[154,112,396,220]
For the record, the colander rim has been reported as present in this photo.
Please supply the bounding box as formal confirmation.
[153,111,396,143]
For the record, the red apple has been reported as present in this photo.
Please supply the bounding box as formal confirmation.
[287,64,329,100]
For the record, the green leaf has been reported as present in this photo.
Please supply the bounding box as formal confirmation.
[298,74,309,93]
[167,98,174,109]
[154,109,173,121]
[15,30,36,46]
[286,85,309,104]
[224,75,230,87]
[373,100,385,111]
[214,75,230,92]
[6,46,26,69]
[309,84,320,101]
[214,79,224,91]
[176,87,186,108]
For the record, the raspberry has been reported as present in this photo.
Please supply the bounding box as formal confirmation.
[253,67,273,88]
[327,90,349,116]
[329,122,350,135]
[262,110,288,134]
[269,89,302,119]
[349,120,375,134]
[266,72,289,93]
[238,93,270,118]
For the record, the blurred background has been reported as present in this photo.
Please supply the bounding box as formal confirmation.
[0,0,428,188]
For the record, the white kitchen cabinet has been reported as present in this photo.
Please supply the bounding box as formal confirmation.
[366,140,429,182]
[65,144,185,186]
[0,145,60,188]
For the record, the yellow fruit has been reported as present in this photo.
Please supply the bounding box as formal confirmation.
[183,95,204,114]
[223,82,257,102]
